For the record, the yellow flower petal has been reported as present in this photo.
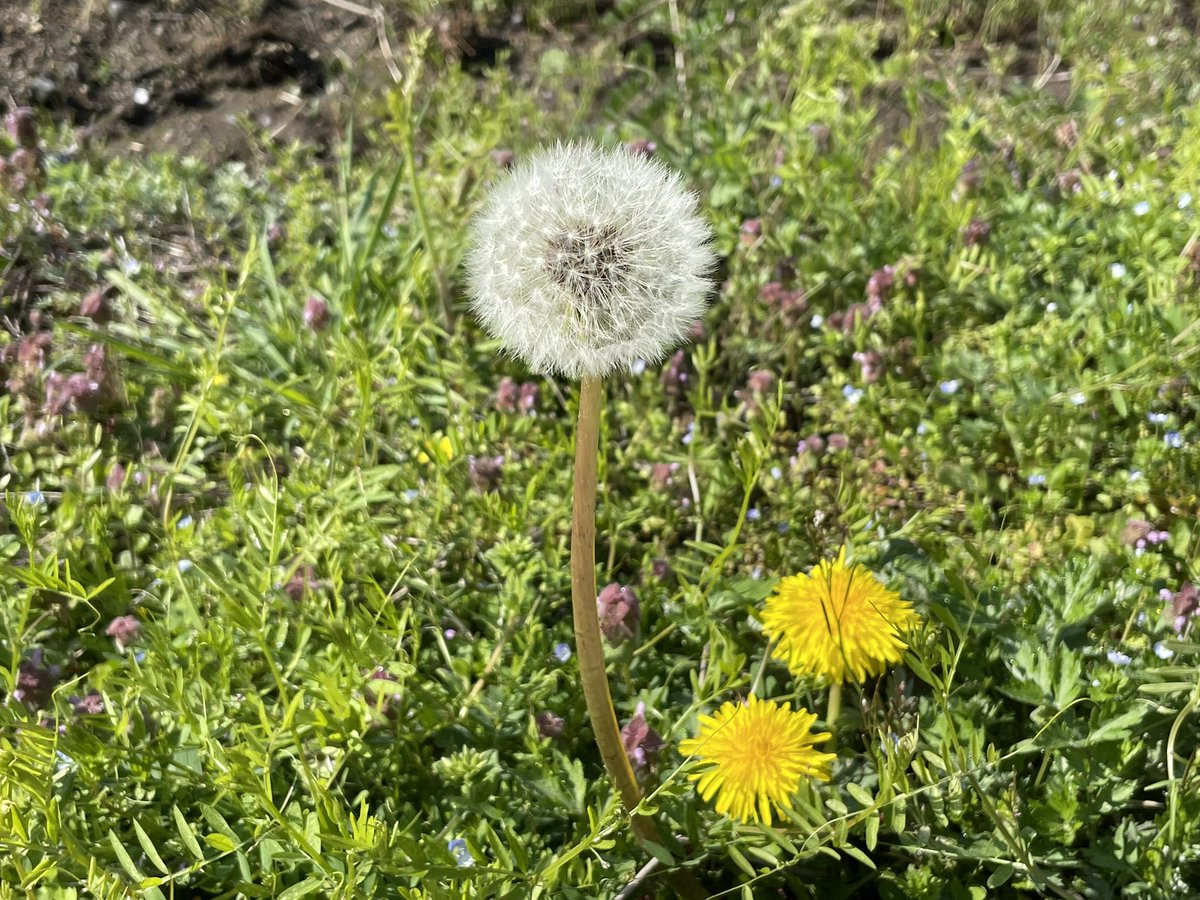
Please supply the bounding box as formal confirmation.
[761,547,920,683]
[680,695,835,825]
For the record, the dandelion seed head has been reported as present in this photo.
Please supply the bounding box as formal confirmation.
[466,142,715,379]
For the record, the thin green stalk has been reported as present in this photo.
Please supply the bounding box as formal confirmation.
[571,376,708,900]
[826,680,843,750]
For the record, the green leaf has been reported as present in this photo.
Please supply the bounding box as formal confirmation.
[726,843,757,878]
[278,877,326,899]
[865,815,879,851]
[133,820,170,875]
[204,833,237,853]
[173,805,205,861]
[987,863,1015,888]
[108,830,145,882]
[841,843,876,869]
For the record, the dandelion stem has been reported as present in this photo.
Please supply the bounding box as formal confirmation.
[826,681,842,750]
[571,376,709,900]
[572,376,645,822]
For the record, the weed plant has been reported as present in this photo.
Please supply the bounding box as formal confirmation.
[2,1,1200,897]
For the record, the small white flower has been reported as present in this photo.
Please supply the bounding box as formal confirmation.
[1109,262,1127,279]
[1147,412,1169,424]
[1179,192,1192,210]
[810,313,824,328]
[1106,650,1132,666]
[1069,391,1086,406]
[843,384,864,405]
[1133,200,1150,216]
[1154,641,1174,660]
[939,379,960,395]
[1045,301,1057,313]
[1027,473,1046,486]
[466,142,715,379]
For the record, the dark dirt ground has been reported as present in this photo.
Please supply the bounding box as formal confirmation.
[0,0,544,162]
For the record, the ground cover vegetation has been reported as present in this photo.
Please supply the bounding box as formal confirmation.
[2,0,1200,896]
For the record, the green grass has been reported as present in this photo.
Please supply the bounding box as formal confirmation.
[3,0,1200,896]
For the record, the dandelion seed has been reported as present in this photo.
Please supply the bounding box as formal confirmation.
[762,548,920,683]
[465,142,715,379]
[679,695,834,825]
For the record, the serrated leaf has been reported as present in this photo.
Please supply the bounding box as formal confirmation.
[133,820,170,875]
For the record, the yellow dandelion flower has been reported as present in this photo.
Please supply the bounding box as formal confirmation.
[679,695,835,825]
[762,547,920,684]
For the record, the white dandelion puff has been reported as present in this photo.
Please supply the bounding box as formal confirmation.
[465,142,716,379]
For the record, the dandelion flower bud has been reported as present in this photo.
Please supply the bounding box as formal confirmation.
[466,142,715,379]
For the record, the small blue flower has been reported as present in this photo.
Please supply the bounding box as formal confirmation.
[917,423,928,436]
[842,385,864,405]
[629,358,647,376]
[1069,392,1086,406]
[1106,650,1132,666]
[553,643,571,663]
[769,175,783,188]
[1129,469,1143,482]
[447,838,474,868]
[1133,200,1150,216]
[810,314,824,329]
[24,490,45,506]
[681,421,695,446]
[1180,192,1193,210]
[769,466,782,479]
[177,559,194,573]
[1154,641,1174,660]
[746,507,761,521]
[1027,473,1046,486]
[1147,412,1169,424]
[1109,262,1127,279]
[1164,431,1184,449]
[177,515,193,529]
[938,379,960,395]
[403,489,419,502]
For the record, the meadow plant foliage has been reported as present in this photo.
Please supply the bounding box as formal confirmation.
[3,1,1200,897]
